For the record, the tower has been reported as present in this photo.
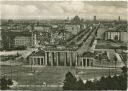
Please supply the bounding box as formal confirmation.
[31,34,37,47]
[118,16,121,21]
[94,16,96,21]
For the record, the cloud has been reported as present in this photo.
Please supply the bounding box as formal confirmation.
[0,1,127,20]
[0,4,40,19]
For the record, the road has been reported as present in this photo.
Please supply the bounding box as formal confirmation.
[67,26,90,44]
[77,25,99,54]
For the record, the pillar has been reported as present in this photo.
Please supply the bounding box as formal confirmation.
[56,52,59,66]
[64,52,67,66]
[82,58,83,66]
[57,52,60,66]
[35,58,37,65]
[52,52,55,66]
[86,59,88,66]
[40,58,41,65]
[43,58,45,65]
[89,59,90,66]
[70,52,72,66]
[29,58,31,65]
[89,59,91,66]
[86,58,88,66]
[33,58,35,65]
[45,52,47,66]
[51,52,53,66]
[90,59,92,66]
[65,52,68,66]
[75,53,78,66]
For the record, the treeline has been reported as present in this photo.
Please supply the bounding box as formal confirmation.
[0,75,13,90]
[1,46,27,51]
[63,66,127,90]
[1,53,21,61]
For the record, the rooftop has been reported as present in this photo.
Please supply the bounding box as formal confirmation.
[80,52,94,58]
[106,28,127,32]
[42,45,78,52]
[2,31,32,37]
[43,47,77,52]
[29,50,45,56]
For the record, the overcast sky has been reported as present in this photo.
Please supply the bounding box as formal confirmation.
[0,1,127,20]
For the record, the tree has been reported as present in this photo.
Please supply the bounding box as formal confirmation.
[121,66,127,76]
[7,79,13,86]
[98,76,107,90]
[113,56,117,68]
[0,76,13,90]
[0,76,8,90]
[117,74,127,90]
[84,80,93,90]
[63,70,127,90]
[76,78,84,90]
[63,72,77,90]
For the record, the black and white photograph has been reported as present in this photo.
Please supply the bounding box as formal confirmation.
[0,0,128,90]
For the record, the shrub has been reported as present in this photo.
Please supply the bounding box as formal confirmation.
[0,76,13,90]
[63,68,127,90]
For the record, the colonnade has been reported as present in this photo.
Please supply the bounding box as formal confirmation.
[30,56,45,65]
[82,58,93,66]
[45,51,78,66]
[29,51,78,66]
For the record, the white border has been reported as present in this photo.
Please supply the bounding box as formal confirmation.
[0,0,127,1]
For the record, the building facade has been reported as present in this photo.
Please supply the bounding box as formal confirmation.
[64,24,81,35]
[105,31,121,41]
[120,32,128,43]
[29,50,45,65]
[28,48,96,67]
[14,36,32,47]
[28,49,78,66]
[34,26,51,32]
[105,31,128,42]
[78,52,95,67]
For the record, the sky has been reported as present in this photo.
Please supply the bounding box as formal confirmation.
[0,1,127,20]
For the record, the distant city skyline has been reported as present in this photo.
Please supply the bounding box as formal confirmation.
[0,1,127,20]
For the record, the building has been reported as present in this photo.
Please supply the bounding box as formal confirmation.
[28,50,45,65]
[64,24,81,35]
[31,34,37,47]
[79,52,95,66]
[50,29,73,45]
[28,46,79,66]
[105,31,121,41]
[105,30,128,42]
[120,32,128,43]
[1,31,33,49]
[14,36,32,47]
[32,31,51,45]
[34,26,51,32]
[28,46,97,67]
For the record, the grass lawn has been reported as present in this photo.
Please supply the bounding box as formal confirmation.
[1,65,122,86]
[11,86,63,91]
